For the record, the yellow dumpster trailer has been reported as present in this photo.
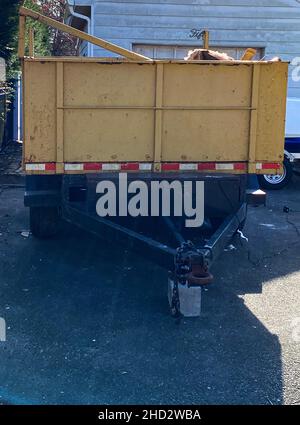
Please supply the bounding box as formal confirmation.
[19,7,288,316]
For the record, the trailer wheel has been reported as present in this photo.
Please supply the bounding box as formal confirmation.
[30,207,60,239]
[258,158,292,190]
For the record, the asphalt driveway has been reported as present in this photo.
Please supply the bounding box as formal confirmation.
[0,177,299,405]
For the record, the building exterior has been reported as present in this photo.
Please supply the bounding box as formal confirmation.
[66,0,300,97]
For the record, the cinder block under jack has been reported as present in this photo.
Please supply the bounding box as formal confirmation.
[168,277,202,318]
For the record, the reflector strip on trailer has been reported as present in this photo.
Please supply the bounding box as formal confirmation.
[25,164,46,171]
[75,163,152,172]
[139,163,152,171]
[161,163,180,171]
[25,163,56,171]
[215,163,235,171]
[121,163,140,171]
[179,163,198,171]
[45,163,56,171]
[256,163,281,170]
[101,163,120,171]
[233,163,247,171]
[83,163,101,171]
[65,163,84,171]
[198,163,216,171]
[25,162,281,173]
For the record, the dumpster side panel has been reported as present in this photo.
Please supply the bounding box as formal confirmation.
[162,63,252,162]
[256,62,288,162]
[23,61,56,163]
[162,110,250,162]
[63,62,156,162]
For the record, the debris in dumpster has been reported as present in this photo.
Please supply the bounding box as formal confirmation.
[241,48,257,61]
[184,48,234,61]
[184,47,281,63]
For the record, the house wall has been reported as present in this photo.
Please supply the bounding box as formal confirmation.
[69,0,300,97]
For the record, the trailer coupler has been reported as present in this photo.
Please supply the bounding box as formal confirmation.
[175,241,213,287]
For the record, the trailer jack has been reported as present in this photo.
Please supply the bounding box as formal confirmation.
[168,242,214,318]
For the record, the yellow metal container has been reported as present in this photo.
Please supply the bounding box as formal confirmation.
[22,58,288,175]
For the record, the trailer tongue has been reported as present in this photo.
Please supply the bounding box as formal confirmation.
[19,6,288,317]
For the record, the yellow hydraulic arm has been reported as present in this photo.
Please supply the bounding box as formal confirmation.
[18,6,153,62]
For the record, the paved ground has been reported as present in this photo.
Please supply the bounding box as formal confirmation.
[0,177,299,405]
[0,141,23,182]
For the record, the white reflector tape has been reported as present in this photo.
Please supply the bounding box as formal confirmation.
[102,163,121,171]
[25,164,46,171]
[139,163,152,171]
[256,163,263,170]
[179,163,198,171]
[215,163,234,170]
[65,164,84,171]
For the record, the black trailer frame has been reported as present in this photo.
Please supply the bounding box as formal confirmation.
[25,173,264,277]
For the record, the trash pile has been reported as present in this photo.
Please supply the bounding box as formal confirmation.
[184,47,281,62]
[184,49,235,61]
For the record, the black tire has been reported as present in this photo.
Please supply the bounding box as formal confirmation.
[258,158,293,190]
[30,207,60,239]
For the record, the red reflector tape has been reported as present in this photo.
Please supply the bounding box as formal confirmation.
[83,163,102,171]
[121,163,139,171]
[261,163,281,170]
[198,163,216,171]
[234,163,247,170]
[162,163,180,171]
[26,162,252,173]
[45,163,56,171]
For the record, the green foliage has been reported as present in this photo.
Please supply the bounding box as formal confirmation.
[0,0,51,130]
[0,0,20,78]
[0,0,51,79]
[23,0,51,58]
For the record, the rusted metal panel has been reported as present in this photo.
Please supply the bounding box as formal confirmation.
[23,61,57,163]
[256,62,288,162]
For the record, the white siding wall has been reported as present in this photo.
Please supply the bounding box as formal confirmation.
[86,0,300,97]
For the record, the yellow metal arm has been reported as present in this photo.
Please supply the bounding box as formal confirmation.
[19,6,153,62]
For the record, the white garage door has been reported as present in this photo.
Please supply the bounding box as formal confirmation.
[133,44,263,60]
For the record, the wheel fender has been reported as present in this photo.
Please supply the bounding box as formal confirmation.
[284,150,294,163]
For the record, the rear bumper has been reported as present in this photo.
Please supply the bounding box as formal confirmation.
[24,175,62,207]
[24,190,61,207]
